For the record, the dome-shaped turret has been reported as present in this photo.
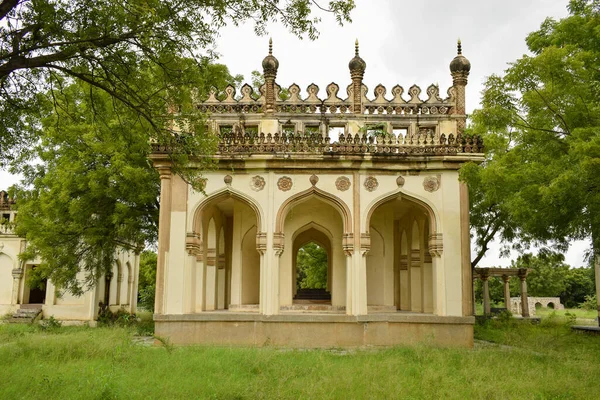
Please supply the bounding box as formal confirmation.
[348,39,366,74]
[450,40,471,74]
[262,38,279,76]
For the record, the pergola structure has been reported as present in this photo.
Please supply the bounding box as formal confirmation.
[473,267,531,317]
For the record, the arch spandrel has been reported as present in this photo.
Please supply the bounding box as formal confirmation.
[275,187,352,235]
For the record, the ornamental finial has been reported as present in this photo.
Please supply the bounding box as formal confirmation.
[355,39,359,56]
[269,38,273,55]
[457,38,462,55]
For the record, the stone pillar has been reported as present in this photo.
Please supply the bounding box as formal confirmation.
[205,248,217,311]
[262,39,279,114]
[518,268,530,317]
[502,275,511,309]
[155,163,172,314]
[480,269,491,316]
[11,268,23,305]
[472,276,477,316]
[459,182,472,316]
[348,40,366,114]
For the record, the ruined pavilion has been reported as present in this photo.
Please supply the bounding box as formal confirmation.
[149,40,484,347]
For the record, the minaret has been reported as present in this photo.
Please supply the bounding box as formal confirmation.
[348,39,366,114]
[450,39,471,134]
[262,38,279,114]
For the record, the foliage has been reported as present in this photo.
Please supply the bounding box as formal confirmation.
[461,0,600,269]
[296,242,328,289]
[38,316,62,332]
[0,0,355,167]
[2,321,600,399]
[580,294,598,310]
[9,57,244,295]
[512,251,570,297]
[138,250,157,311]
[97,308,136,327]
[562,265,596,307]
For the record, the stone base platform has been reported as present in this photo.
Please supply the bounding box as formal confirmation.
[154,313,475,348]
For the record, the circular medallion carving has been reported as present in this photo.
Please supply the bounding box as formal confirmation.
[224,175,232,185]
[251,175,265,192]
[364,176,379,192]
[335,176,351,191]
[423,176,440,192]
[309,174,319,186]
[277,176,293,192]
[396,176,405,187]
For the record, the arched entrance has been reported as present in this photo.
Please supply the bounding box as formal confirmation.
[292,227,332,304]
[279,196,347,310]
[366,194,435,313]
[193,192,261,311]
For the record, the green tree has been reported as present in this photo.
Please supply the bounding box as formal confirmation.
[138,250,157,311]
[562,265,596,307]
[11,60,239,295]
[296,242,328,290]
[0,0,355,167]
[460,0,600,322]
[512,251,570,297]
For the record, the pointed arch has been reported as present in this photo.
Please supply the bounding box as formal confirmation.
[364,189,439,235]
[192,187,264,233]
[275,187,352,234]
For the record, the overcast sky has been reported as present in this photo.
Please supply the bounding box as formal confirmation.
[0,0,589,267]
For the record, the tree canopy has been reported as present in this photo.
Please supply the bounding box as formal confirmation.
[462,0,600,270]
[0,0,355,168]
[296,242,328,290]
[11,60,240,295]
[2,0,355,294]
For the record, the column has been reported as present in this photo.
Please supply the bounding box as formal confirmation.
[11,268,23,305]
[519,269,530,317]
[155,163,172,314]
[480,269,491,317]
[502,275,511,310]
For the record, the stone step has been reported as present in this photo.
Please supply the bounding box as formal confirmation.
[7,309,42,324]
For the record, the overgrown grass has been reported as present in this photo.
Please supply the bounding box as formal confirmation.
[0,316,599,399]
[536,307,597,320]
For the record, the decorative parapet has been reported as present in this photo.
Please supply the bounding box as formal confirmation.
[198,82,454,116]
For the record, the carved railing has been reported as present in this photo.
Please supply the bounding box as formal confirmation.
[152,131,483,156]
[198,82,454,116]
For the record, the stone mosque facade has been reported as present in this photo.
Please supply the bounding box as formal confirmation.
[150,40,483,347]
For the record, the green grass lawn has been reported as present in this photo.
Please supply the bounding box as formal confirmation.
[1,316,599,399]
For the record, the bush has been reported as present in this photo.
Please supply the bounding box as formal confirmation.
[39,316,62,331]
[97,307,136,327]
[580,294,598,311]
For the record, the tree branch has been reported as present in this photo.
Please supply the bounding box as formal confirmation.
[0,0,19,21]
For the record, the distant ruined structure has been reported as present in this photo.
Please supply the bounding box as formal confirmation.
[150,40,483,347]
[0,190,140,322]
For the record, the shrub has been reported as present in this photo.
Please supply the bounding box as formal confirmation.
[39,316,62,331]
[580,294,598,311]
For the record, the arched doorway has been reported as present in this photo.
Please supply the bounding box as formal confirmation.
[366,195,435,313]
[279,196,347,309]
[293,228,332,303]
[194,192,261,311]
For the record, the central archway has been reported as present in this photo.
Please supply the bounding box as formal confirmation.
[279,197,347,309]
[293,227,332,303]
